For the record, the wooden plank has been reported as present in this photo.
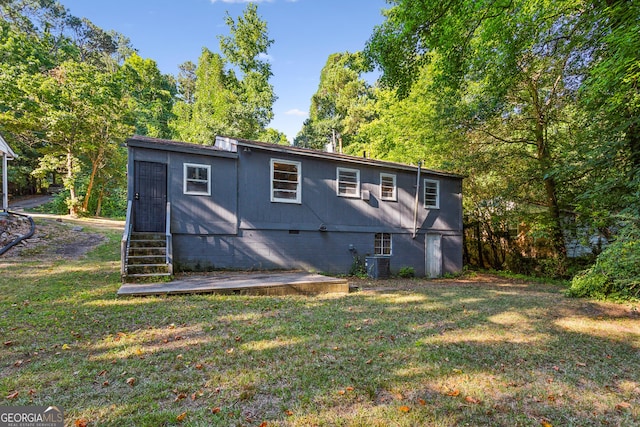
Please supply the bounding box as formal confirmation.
[117,272,349,296]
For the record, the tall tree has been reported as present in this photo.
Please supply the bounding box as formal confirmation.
[170,48,235,142]
[176,60,196,104]
[32,60,133,214]
[170,3,277,142]
[218,2,276,139]
[120,53,175,138]
[295,52,373,149]
[365,0,596,264]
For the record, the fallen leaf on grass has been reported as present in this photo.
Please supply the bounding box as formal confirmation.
[97,370,107,376]
[285,410,293,416]
[259,422,268,427]
[576,362,587,367]
[346,387,354,392]
[74,419,88,427]
[126,377,135,387]
[211,407,221,414]
[446,389,460,397]
[6,391,19,400]
[615,402,631,411]
[62,344,70,350]
[465,396,481,404]
[174,393,187,402]
[540,421,553,427]
[418,398,426,406]
[4,340,13,346]
[399,405,411,412]
[14,360,23,367]
[176,412,186,421]
[338,390,346,395]
[195,363,203,370]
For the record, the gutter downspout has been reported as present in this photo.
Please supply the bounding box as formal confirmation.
[412,161,422,239]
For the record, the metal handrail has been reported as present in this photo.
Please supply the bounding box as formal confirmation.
[165,201,173,276]
[120,200,132,277]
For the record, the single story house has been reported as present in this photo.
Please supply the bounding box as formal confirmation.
[122,135,463,279]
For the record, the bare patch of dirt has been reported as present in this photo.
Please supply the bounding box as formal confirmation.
[0,214,109,260]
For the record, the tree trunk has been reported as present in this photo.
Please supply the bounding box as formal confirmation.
[529,79,567,262]
[66,149,78,217]
[82,148,103,213]
[95,187,104,217]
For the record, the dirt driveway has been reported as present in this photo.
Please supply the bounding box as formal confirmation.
[0,213,123,261]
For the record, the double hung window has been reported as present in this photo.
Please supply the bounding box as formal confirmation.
[374,232,392,256]
[380,173,397,201]
[271,159,301,203]
[184,163,211,195]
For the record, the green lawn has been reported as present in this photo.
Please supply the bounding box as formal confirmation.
[1,218,639,426]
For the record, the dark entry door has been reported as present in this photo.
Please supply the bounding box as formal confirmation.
[134,161,167,232]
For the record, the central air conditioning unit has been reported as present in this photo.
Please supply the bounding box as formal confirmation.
[365,256,390,279]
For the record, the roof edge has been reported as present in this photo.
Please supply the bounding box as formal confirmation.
[126,134,464,179]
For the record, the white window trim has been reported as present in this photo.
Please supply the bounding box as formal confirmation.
[374,232,393,256]
[270,159,302,204]
[424,178,440,209]
[183,163,211,196]
[336,167,361,198]
[380,173,397,201]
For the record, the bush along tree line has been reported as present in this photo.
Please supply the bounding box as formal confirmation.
[2,0,638,299]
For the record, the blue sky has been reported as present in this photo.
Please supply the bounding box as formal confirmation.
[61,0,389,142]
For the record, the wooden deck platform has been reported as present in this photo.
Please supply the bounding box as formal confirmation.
[117,272,350,296]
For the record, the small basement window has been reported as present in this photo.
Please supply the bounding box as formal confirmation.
[337,167,360,198]
[271,159,301,203]
[380,173,397,201]
[374,232,392,256]
[424,179,440,209]
[184,163,211,195]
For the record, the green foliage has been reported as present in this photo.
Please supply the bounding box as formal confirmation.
[258,128,289,145]
[295,52,374,149]
[398,266,415,278]
[120,53,176,138]
[568,221,640,301]
[31,191,70,215]
[172,4,276,142]
[0,2,142,216]
[348,254,367,278]
[364,0,640,270]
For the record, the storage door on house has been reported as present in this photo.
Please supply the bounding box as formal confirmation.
[426,234,442,278]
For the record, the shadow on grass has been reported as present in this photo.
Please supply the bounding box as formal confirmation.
[1,238,639,426]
